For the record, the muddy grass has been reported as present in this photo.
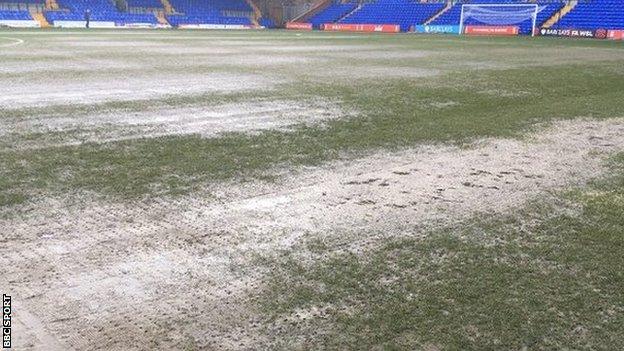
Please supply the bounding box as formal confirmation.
[1,98,350,149]
[261,177,624,350]
[1,29,624,350]
[0,72,279,108]
[2,119,624,350]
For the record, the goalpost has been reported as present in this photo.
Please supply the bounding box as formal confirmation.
[459,3,540,37]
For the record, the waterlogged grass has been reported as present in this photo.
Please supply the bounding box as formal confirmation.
[1,30,624,205]
[259,154,624,350]
[0,90,265,120]
[2,60,624,205]
[2,28,623,348]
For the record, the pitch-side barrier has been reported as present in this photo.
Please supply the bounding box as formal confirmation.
[322,23,400,33]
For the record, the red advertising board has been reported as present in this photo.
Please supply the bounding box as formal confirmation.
[285,22,312,30]
[608,30,624,40]
[464,26,519,36]
[323,23,400,33]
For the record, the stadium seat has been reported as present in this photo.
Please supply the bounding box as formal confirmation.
[166,0,253,27]
[259,16,276,28]
[0,9,33,20]
[340,0,445,32]
[553,0,624,30]
[43,0,158,24]
[126,0,163,9]
[0,0,43,4]
[308,1,357,30]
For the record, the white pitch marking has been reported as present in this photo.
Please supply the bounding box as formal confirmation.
[0,37,24,48]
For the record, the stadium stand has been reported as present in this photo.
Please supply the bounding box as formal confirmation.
[259,16,276,28]
[429,0,565,35]
[0,9,32,20]
[44,0,159,25]
[1,0,623,31]
[126,0,163,9]
[166,0,253,26]
[3,0,42,4]
[428,1,462,27]
[0,0,255,27]
[339,0,445,32]
[308,1,357,29]
[552,0,624,30]
[426,1,565,34]
[0,0,44,10]
[0,1,39,26]
[125,0,168,26]
[307,0,568,34]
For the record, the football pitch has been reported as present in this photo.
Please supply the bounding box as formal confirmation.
[1,29,623,350]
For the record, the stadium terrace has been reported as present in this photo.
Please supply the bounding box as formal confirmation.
[1,1,624,351]
[0,0,622,38]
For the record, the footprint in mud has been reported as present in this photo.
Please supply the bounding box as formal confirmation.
[469,169,492,176]
[392,171,410,175]
[344,178,380,185]
[462,182,483,188]
[387,203,408,209]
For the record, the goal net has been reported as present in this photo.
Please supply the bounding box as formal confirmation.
[459,4,540,36]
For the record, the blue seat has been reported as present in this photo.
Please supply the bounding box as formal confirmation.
[0,0,43,4]
[126,0,163,9]
[166,0,253,26]
[44,0,159,24]
[340,0,445,32]
[553,0,624,30]
[259,17,276,28]
[308,1,357,29]
[0,10,33,20]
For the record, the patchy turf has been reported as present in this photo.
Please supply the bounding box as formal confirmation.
[259,153,624,350]
[2,59,624,203]
[1,29,624,350]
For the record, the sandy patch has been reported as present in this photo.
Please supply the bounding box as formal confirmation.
[135,46,242,55]
[314,65,440,80]
[0,72,279,108]
[61,40,167,47]
[190,54,315,67]
[455,61,509,70]
[0,55,311,74]
[322,50,431,60]
[0,59,144,74]
[2,118,624,350]
[253,44,399,53]
[5,99,352,148]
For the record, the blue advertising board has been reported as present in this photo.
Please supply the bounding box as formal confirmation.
[413,25,460,35]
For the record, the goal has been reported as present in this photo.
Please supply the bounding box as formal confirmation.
[459,3,540,37]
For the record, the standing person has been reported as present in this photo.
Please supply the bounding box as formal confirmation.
[84,9,91,28]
